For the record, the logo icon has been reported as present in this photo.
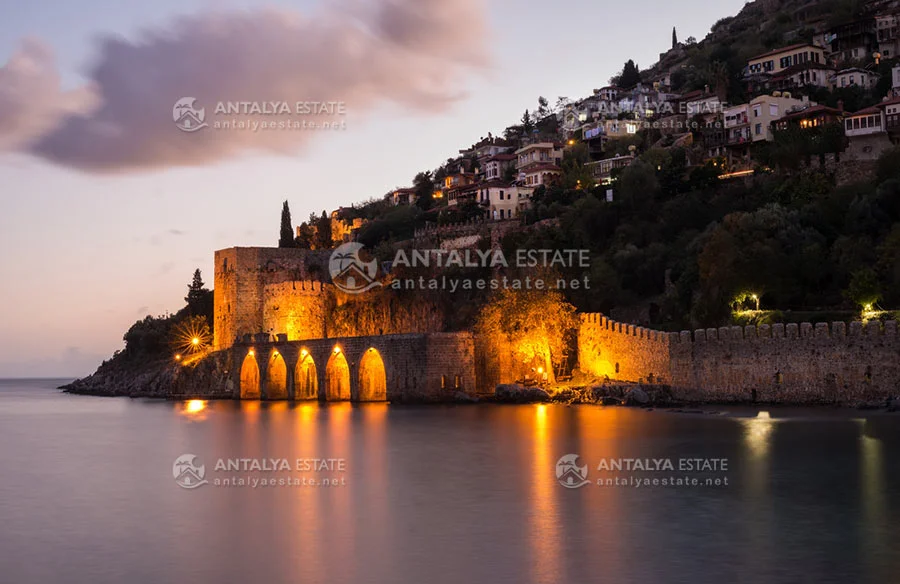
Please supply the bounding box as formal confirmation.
[329,242,382,294]
[173,453,208,489]
[173,97,208,132]
[556,454,591,488]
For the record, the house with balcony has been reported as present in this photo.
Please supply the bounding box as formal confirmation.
[882,96,900,137]
[833,67,879,89]
[724,104,752,168]
[772,104,844,131]
[585,155,635,185]
[827,19,877,64]
[443,171,477,205]
[515,142,564,188]
[596,86,621,102]
[744,43,827,92]
[391,188,418,206]
[769,62,835,91]
[876,12,900,57]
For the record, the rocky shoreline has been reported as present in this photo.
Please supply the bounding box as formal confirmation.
[61,351,899,411]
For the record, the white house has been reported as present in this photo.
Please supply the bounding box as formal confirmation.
[833,68,879,90]
[483,154,517,181]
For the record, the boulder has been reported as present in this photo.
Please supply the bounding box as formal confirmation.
[495,384,550,403]
[624,387,650,406]
[600,396,622,406]
[453,391,479,404]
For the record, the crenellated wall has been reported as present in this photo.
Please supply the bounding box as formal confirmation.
[214,247,331,350]
[578,314,674,384]
[579,314,900,403]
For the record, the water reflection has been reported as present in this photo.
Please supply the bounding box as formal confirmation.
[529,404,561,582]
[860,423,886,581]
[177,399,208,421]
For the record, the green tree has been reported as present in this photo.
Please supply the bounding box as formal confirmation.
[475,288,577,383]
[313,210,333,250]
[278,200,296,248]
[614,59,641,88]
[521,110,534,136]
[843,267,881,308]
[413,171,436,211]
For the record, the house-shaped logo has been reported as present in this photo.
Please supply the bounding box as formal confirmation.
[329,242,383,294]
[173,97,208,133]
[556,454,591,488]
[173,453,209,489]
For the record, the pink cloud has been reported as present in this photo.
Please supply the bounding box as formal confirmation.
[0,0,489,172]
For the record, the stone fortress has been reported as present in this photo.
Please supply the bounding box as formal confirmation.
[201,246,900,404]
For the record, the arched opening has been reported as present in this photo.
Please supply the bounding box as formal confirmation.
[267,351,288,400]
[295,351,318,400]
[326,348,350,401]
[358,348,387,402]
[240,352,260,399]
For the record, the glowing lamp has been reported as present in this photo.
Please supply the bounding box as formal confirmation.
[333,347,341,354]
[248,349,255,357]
[191,337,200,346]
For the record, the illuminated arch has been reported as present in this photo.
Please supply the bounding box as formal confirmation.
[267,351,288,400]
[325,348,350,401]
[358,348,387,402]
[295,351,318,400]
[240,352,260,399]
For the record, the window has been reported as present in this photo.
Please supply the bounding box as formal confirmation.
[854,118,860,129]
[755,123,762,135]
[770,104,778,116]
[846,119,853,131]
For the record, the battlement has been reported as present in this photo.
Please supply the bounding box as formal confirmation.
[578,313,900,403]
[671,320,896,343]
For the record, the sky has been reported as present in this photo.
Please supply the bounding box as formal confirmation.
[0,0,747,377]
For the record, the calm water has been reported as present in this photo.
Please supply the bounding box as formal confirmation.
[0,379,898,583]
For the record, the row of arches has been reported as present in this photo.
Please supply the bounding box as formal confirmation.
[238,347,387,402]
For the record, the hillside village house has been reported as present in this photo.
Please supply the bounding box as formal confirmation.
[462,136,514,162]
[769,62,835,90]
[748,92,811,141]
[724,103,752,167]
[515,142,563,187]
[842,103,894,160]
[773,104,844,131]
[585,155,635,185]
[746,43,827,77]
[391,188,418,206]
[893,64,900,95]
[483,153,517,180]
[474,181,530,220]
[827,19,877,64]
[876,12,900,57]
[443,170,477,205]
[833,67,879,89]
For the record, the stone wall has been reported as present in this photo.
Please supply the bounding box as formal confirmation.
[214,247,331,350]
[578,314,673,383]
[215,247,445,352]
[229,331,477,402]
[578,313,900,404]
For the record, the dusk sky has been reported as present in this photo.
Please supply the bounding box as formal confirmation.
[0,0,746,377]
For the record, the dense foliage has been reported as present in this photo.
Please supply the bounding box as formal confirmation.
[508,146,900,328]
